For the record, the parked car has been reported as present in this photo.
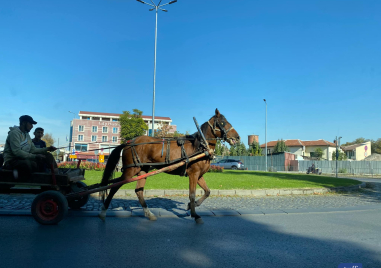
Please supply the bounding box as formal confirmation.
[212,159,245,170]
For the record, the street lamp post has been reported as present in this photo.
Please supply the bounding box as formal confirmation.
[335,136,342,178]
[68,111,76,155]
[136,0,178,137]
[264,99,267,172]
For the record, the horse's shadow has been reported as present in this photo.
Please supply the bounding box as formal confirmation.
[105,197,190,218]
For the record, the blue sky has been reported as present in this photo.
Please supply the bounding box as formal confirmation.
[1,0,380,148]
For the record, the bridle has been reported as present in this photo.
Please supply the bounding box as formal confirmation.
[207,117,234,142]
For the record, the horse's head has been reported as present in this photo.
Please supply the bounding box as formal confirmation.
[207,109,240,146]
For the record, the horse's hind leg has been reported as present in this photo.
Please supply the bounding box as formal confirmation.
[187,176,210,210]
[99,185,122,221]
[135,170,157,221]
[99,167,140,221]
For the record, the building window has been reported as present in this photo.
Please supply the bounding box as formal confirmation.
[91,135,97,142]
[82,116,90,120]
[102,127,108,133]
[92,117,100,120]
[75,143,88,152]
[112,119,119,122]
[78,125,84,132]
[102,118,110,121]
[112,136,118,143]
[92,126,98,132]
[102,136,108,142]
[267,149,270,154]
[112,127,118,134]
[78,135,84,141]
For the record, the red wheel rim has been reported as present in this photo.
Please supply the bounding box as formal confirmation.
[36,199,59,221]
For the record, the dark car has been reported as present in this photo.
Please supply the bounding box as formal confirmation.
[212,159,245,170]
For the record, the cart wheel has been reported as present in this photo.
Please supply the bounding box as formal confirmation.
[68,181,89,210]
[32,191,68,225]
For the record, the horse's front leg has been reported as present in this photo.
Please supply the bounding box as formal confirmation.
[187,176,210,210]
[189,173,203,224]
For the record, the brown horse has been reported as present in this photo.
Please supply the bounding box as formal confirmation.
[99,109,240,224]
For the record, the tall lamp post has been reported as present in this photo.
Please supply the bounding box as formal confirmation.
[335,136,342,178]
[136,0,178,137]
[68,111,77,154]
[264,99,267,172]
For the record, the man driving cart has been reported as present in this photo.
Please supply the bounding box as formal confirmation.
[3,115,58,178]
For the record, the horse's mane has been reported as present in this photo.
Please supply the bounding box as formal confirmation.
[185,118,212,151]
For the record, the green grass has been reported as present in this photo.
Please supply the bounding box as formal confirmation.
[82,170,361,190]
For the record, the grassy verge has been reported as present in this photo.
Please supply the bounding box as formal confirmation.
[82,170,361,190]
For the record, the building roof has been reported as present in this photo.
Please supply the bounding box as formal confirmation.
[341,143,364,151]
[260,139,336,148]
[79,111,171,121]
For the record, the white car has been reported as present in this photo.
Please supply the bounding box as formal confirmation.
[212,159,245,170]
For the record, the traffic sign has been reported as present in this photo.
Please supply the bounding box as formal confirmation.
[69,155,77,159]
[99,155,104,163]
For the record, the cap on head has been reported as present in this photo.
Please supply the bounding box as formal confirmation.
[19,115,37,125]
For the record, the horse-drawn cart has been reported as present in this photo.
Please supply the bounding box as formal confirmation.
[0,110,240,225]
[0,148,213,225]
[0,164,90,225]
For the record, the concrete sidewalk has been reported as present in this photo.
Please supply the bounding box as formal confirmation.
[89,181,367,197]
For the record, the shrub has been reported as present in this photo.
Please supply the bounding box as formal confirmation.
[338,168,347,174]
[208,165,224,173]
[58,161,106,171]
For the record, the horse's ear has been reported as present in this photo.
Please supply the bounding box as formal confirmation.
[215,108,221,117]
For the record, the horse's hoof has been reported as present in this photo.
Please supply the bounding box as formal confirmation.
[195,218,204,224]
[98,213,106,222]
[149,215,157,221]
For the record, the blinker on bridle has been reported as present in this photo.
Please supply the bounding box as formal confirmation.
[207,118,234,141]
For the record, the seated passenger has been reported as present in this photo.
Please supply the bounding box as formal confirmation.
[3,115,58,178]
[32,127,46,148]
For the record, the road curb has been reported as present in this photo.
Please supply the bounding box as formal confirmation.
[89,182,366,197]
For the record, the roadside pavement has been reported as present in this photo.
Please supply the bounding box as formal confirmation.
[0,177,380,217]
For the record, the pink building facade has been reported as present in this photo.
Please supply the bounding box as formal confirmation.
[69,111,176,160]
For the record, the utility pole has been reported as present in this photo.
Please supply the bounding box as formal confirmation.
[335,136,342,178]
[136,0,178,136]
[264,99,267,172]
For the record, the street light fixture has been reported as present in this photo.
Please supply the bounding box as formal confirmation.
[263,99,267,172]
[136,0,178,137]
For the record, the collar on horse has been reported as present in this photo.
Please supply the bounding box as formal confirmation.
[207,118,234,141]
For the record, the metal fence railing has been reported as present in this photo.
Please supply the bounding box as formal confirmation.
[211,154,381,177]
[298,160,381,177]
[212,155,286,172]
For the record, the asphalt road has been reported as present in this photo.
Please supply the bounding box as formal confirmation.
[1,208,381,268]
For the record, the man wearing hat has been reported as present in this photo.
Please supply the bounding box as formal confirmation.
[3,115,58,178]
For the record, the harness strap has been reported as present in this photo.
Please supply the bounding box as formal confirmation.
[165,140,171,164]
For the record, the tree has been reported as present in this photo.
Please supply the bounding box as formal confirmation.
[249,141,262,156]
[341,137,368,147]
[42,133,55,148]
[229,142,248,156]
[154,122,173,138]
[272,139,289,153]
[172,131,185,138]
[214,140,224,155]
[119,109,148,143]
[371,138,381,154]
[314,147,323,159]
[332,150,348,161]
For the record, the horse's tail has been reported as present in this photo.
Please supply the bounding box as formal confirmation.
[100,144,128,186]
